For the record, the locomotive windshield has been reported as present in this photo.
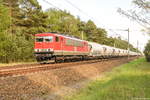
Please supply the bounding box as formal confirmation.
[44,36,53,42]
[36,36,53,42]
[36,38,43,42]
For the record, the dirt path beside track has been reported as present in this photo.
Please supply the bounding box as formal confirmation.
[0,57,137,100]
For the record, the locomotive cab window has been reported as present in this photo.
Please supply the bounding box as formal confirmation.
[36,38,43,42]
[44,36,53,42]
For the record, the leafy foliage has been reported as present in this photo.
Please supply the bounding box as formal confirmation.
[0,0,11,32]
[144,40,150,62]
[0,31,34,63]
[0,0,138,63]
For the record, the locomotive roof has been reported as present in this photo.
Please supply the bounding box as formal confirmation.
[56,33,84,42]
[36,32,86,42]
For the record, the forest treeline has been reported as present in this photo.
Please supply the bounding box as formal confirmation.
[0,0,138,63]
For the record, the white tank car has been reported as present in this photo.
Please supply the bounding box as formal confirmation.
[88,42,115,57]
[122,50,128,56]
[88,41,140,57]
[119,48,124,56]
[111,47,118,57]
[102,45,114,56]
[88,42,103,56]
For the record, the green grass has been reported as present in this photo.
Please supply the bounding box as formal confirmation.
[65,58,150,100]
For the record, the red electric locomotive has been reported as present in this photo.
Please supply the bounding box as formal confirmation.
[34,32,90,62]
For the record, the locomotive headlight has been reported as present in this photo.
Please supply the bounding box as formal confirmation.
[34,49,41,52]
[34,49,38,52]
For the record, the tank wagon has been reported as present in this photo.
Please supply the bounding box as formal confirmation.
[34,32,140,62]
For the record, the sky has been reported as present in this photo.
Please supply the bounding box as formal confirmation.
[37,0,150,51]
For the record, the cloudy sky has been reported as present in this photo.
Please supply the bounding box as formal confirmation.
[37,0,150,51]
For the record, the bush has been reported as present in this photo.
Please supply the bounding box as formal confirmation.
[0,31,35,63]
[144,40,150,62]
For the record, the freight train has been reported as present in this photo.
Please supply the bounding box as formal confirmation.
[34,32,140,62]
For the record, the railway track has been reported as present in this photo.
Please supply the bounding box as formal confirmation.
[0,57,136,77]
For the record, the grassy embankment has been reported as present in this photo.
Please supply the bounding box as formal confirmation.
[66,58,150,100]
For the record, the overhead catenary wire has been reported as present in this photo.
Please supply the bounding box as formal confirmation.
[64,0,109,28]
[42,0,129,41]
[42,0,62,11]
[42,0,141,52]
[62,0,122,37]
[42,0,103,28]
[62,0,96,21]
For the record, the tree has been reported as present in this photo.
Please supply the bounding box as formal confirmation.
[3,0,48,35]
[0,0,138,63]
[77,20,88,40]
[3,0,24,33]
[94,28,107,44]
[0,0,11,32]
[46,9,83,38]
[0,0,38,63]
[84,20,97,41]
[144,40,150,62]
